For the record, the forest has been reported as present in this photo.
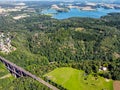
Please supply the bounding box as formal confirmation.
[0,12,120,89]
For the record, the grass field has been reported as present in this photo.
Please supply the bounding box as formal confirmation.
[44,67,113,90]
[0,62,14,90]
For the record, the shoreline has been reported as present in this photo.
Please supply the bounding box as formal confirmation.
[41,8,120,19]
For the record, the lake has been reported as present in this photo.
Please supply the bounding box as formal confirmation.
[41,8,120,19]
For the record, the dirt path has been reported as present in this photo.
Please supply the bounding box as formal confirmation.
[0,74,11,79]
[113,81,120,90]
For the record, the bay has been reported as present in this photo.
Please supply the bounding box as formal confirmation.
[41,8,120,19]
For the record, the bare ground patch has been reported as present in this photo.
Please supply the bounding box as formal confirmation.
[114,81,120,90]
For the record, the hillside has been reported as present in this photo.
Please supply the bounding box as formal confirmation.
[0,12,120,89]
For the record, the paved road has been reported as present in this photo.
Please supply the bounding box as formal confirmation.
[0,56,59,90]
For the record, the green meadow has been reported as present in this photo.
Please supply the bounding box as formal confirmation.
[44,67,113,90]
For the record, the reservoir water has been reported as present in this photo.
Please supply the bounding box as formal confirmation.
[41,8,120,19]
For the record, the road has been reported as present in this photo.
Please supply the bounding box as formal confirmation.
[0,56,59,90]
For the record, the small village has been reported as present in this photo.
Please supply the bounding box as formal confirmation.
[0,32,15,54]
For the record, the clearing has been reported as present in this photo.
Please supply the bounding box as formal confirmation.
[44,67,113,90]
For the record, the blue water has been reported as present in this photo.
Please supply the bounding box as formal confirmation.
[41,8,120,19]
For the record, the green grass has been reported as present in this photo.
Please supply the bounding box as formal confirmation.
[44,67,113,90]
[0,62,14,90]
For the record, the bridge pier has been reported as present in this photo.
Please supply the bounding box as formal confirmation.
[4,62,22,78]
[0,57,24,78]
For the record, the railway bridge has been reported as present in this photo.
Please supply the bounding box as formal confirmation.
[0,56,59,90]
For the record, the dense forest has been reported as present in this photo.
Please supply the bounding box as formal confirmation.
[0,12,120,89]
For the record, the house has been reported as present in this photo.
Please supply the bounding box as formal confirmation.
[99,66,107,71]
